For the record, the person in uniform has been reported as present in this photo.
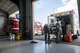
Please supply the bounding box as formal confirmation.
[56,18,62,43]
[44,24,50,43]
[61,18,66,41]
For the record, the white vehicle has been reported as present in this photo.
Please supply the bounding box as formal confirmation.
[48,16,57,34]
[49,10,79,35]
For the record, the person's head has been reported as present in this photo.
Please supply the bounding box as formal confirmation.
[45,24,48,26]
[57,18,60,22]
[44,24,48,27]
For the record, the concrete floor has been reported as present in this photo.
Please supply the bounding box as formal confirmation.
[34,35,80,46]
[33,34,54,41]
[0,40,80,53]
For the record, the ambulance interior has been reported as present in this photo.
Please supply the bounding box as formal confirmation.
[56,15,73,35]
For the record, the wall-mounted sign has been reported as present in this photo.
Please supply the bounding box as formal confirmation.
[16,14,20,19]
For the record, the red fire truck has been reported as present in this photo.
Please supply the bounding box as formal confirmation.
[34,21,43,35]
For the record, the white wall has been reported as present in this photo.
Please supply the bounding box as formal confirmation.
[9,11,19,18]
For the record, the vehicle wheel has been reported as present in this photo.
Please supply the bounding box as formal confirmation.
[35,34,38,36]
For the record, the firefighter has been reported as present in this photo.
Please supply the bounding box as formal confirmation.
[56,18,62,43]
[61,18,66,41]
[44,24,50,43]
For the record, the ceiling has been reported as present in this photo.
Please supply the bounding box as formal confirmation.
[0,0,37,15]
[0,0,18,14]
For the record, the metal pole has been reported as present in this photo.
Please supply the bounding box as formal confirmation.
[48,16,49,24]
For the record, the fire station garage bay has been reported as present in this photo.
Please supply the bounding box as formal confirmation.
[0,0,80,53]
[0,0,34,40]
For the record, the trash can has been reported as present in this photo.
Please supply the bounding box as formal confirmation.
[65,34,72,43]
[16,33,20,40]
